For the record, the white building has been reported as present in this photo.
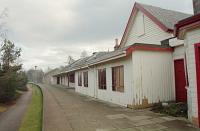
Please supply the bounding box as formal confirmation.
[53,2,191,109]
[175,12,200,126]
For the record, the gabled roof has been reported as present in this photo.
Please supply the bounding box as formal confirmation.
[141,3,191,30]
[119,2,192,47]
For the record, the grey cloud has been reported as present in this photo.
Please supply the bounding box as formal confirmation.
[0,0,193,70]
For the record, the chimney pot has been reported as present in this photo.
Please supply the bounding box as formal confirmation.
[114,38,119,50]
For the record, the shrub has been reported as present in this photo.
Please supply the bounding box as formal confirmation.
[0,72,17,103]
[16,71,28,91]
[151,102,188,118]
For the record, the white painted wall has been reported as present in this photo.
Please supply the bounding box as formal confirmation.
[173,45,185,60]
[169,38,184,47]
[69,82,75,88]
[75,51,175,107]
[96,56,133,106]
[65,76,68,86]
[132,50,175,105]
[125,11,172,46]
[184,28,200,123]
[75,56,133,106]
[52,77,57,85]
[75,68,96,97]
[54,75,75,88]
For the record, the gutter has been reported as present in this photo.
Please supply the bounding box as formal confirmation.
[88,51,127,67]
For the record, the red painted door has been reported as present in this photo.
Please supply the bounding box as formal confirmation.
[174,59,187,102]
[195,43,200,127]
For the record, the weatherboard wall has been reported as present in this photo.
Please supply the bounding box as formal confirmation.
[75,56,133,106]
[95,56,133,106]
[132,50,175,105]
[125,11,172,46]
[75,68,96,98]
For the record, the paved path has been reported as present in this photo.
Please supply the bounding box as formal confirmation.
[0,89,32,131]
[41,84,199,131]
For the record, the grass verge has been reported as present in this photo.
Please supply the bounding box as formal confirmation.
[19,84,43,131]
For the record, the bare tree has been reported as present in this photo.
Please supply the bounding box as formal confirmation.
[80,50,88,58]
[67,55,75,65]
[26,69,44,83]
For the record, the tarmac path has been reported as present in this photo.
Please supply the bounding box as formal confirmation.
[0,89,32,131]
[41,84,199,131]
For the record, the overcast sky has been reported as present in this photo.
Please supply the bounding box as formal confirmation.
[0,0,193,71]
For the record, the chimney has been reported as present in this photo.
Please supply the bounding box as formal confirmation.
[193,0,200,15]
[114,38,119,50]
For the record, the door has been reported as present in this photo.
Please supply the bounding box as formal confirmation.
[195,43,200,127]
[174,59,187,102]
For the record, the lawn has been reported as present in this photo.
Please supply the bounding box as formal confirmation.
[19,84,43,131]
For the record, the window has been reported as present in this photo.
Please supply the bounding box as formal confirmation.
[69,73,75,83]
[78,72,82,86]
[98,68,106,90]
[83,71,88,87]
[112,66,124,92]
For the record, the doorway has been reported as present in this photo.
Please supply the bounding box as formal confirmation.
[195,43,200,126]
[174,59,187,102]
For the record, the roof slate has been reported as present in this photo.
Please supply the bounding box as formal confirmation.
[54,47,130,76]
[54,43,172,76]
[140,3,192,30]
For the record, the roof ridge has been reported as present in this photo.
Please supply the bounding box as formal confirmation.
[137,2,192,15]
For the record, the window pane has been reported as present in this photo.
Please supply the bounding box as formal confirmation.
[83,72,88,87]
[98,69,106,90]
[112,66,124,92]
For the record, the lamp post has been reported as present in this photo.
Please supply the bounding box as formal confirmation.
[34,66,38,83]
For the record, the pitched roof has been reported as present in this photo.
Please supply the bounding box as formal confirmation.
[140,3,191,30]
[54,43,173,76]
[119,2,192,47]
[45,68,64,76]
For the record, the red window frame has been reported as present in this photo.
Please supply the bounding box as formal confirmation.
[98,68,106,90]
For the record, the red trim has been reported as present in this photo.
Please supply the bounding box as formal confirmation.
[119,2,173,47]
[126,45,173,55]
[195,43,200,127]
[120,4,138,48]
[175,14,200,37]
